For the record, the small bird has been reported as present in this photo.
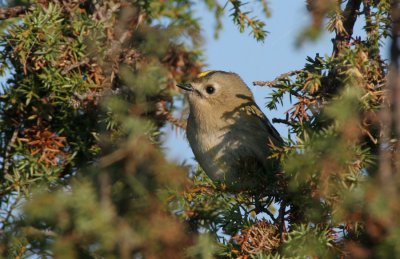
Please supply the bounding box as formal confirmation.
[177,70,283,191]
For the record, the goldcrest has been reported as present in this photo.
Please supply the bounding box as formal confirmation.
[177,71,282,190]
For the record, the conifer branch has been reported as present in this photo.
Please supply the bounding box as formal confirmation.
[332,0,362,57]
[253,70,308,87]
[272,118,294,127]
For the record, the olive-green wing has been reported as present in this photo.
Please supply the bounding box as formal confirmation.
[239,104,283,147]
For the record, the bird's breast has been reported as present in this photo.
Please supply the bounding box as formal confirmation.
[187,114,237,180]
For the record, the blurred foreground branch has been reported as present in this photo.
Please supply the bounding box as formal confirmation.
[380,0,400,195]
[0,5,31,20]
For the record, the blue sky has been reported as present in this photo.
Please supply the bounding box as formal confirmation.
[163,0,355,164]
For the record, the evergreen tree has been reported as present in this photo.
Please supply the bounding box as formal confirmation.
[0,0,397,258]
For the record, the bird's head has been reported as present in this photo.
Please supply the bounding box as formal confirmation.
[177,71,255,112]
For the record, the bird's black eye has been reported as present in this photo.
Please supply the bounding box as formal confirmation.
[206,85,215,94]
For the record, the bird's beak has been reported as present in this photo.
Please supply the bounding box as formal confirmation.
[176,83,194,92]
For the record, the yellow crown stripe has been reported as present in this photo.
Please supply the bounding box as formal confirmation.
[197,70,216,78]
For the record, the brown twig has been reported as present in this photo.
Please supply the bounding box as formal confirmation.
[3,129,18,178]
[69,89,121,109]
[0,184,17,197]
[277,199,287,242]
[253,70,308,87]
[1,195,21,230]
[0,177,40,197]
[61,58,90,75]
[272,118,294,127]
[265,209,276,222]
[0,5,31,20]
[73,88,121,100]
[254,197,276,221]
[23,226,57,237]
